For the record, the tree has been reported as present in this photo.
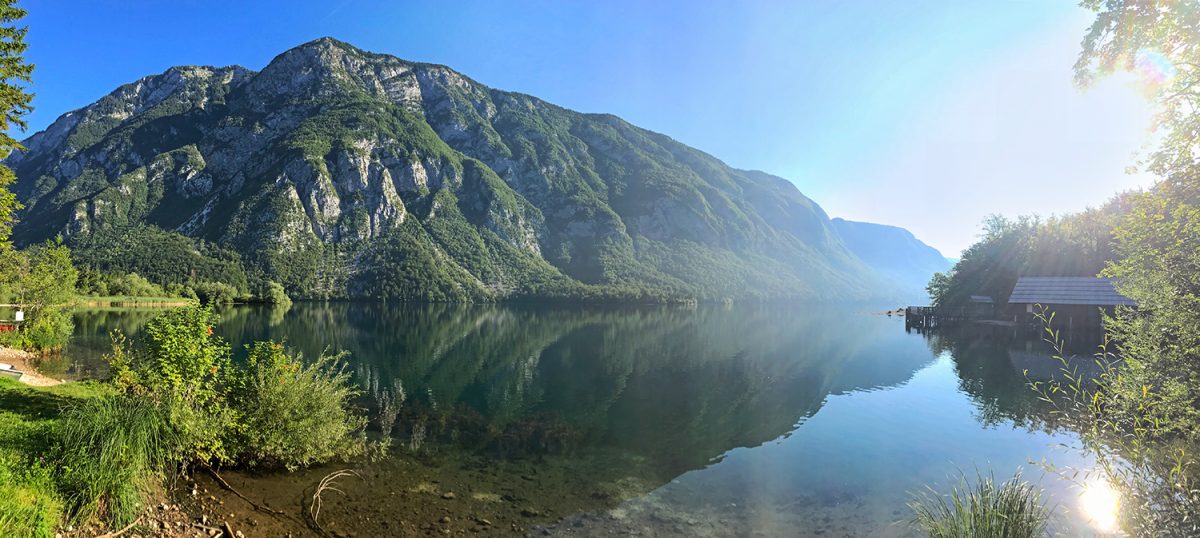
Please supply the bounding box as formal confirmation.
[1059,0,1200,533]
[7,239,77,351]
[0,0,31,278]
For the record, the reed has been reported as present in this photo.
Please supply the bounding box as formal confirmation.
[909,471,1052,538]
[53,395,175,527]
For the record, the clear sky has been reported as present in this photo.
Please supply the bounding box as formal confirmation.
[16,0,1156,256]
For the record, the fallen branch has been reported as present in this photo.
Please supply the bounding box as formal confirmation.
[202,465,299,523]
[306,469,362,537]
[93,516,142,538]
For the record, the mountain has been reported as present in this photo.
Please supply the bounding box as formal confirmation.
[830,218,952,298]
[8,37,913,302]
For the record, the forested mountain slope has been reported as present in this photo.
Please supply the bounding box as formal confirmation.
[8,37,914,302]
[831,218,951,298]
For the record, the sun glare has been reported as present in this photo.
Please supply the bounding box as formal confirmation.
[1080,477,1120,533]
[1135,48,1177,87]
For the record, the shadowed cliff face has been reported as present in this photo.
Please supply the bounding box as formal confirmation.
[8,37,908,302]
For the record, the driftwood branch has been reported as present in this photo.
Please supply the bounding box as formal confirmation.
[93,516,142,538]
[305,469,362,537]
[203,465,299,523]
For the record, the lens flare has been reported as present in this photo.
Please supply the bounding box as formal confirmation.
[1134,49,1177,86]
[1080,477,1120,533]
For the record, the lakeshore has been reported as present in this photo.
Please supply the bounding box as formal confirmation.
[0,302,1114,537]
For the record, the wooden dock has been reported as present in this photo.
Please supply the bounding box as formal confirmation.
[904,306,967,330]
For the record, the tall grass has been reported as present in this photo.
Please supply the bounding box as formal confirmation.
[0,449,63,538]
[909,471,1053,538]
[53,395,176,527]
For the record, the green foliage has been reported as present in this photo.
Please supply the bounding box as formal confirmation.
[258,281,291,307]
[105,272,164,297]
[228,343,365,470]
[0,378,112,535]
[68,224,249,291]
[192,281,240,305]
[107,306,367,469]
[74,266,107,296]
[1029,307,1197,535]
[0,162,18,260]
[108,307,236,464]
[0,449,62,538]
[15,307,72,352]
[0,239,78,351]
[909,471,1052,538]
[1035,2,1200,533]
[928,203,1127,308]
[52,395,174,527]
[0,0,32,158]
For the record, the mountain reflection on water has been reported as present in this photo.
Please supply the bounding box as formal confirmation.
[67,303,1105,536]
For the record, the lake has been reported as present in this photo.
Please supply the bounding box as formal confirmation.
[66,303,1113,536]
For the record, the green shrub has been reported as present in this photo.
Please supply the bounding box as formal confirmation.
[106,306,365,469]
[164,282,198,300]
[53,395,175,527]
[260,281,292,307]
[229,342,365,470]
[910,471,1052,538]
[75,267,107,296]
[0,449,63,538]
[106,272,164,297]
[107,307,236,464]
[192,281,240,305]
[17,307,74,352]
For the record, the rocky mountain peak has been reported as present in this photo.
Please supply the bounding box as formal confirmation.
[5,38,934,303]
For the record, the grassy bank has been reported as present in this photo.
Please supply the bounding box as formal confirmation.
[0,305,368,536]
[75,295,197,308]
[0,377,112,536]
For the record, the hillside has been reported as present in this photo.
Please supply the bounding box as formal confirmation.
[8,37,910,302]
[831,218,951,299]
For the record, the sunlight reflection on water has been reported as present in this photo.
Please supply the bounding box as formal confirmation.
[1080,476,1120,534]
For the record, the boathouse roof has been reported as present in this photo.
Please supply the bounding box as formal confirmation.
[1008,277,1136,307]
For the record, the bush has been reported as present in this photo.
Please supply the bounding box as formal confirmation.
[106,272,164,298]
[108,309,228,464]
[191,281,240,305]
[53,395,174,527]
[108,307,235,464]
[909,471,1052,538]
[75,267,107,296]
[17,307,74,352]
[229,343,365,470]
[164,282,198,300]
[106,306,365,470]
[0,449,63,538]
[260,281,292,307]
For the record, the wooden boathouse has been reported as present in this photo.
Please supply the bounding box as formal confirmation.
[1006,276,1135,329]
[906,276,1135,331]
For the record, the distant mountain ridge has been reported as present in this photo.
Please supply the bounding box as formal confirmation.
[831,218,952,299]
[7,37,938,302]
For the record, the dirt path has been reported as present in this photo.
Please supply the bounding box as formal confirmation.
[0,346,64,386]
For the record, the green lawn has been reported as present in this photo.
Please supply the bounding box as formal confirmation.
[0,377,111,537]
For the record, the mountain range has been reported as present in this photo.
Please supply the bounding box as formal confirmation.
[7,37,946,302]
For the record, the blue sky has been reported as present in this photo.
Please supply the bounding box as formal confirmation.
[18,1,1155,255]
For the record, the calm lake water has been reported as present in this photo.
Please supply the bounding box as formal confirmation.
[66,303,1113,536]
